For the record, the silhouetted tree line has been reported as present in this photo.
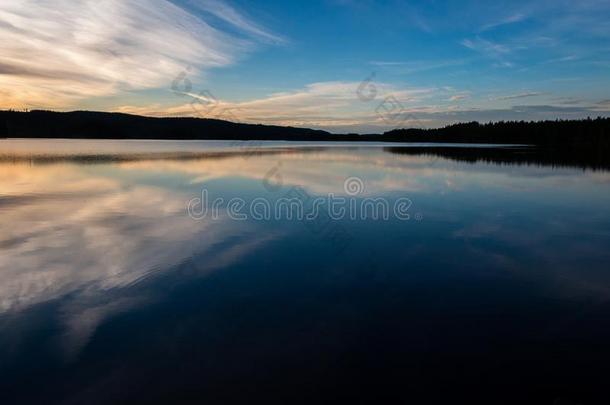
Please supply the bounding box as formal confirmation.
[382,118,610,149]
[1,111,609,152]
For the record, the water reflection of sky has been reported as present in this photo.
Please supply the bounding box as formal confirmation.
[1,141,610,403]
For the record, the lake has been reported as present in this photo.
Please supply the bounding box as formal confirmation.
[1,140,610,404]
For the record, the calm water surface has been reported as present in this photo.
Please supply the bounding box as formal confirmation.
[1,140,610,404]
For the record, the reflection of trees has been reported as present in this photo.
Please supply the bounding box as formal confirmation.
[384,145,610,171]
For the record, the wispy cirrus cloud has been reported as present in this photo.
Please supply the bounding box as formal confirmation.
[492,92,543,101]
[593,99,610,111]
[0,0,282,109]
[118,95,610,133]
[449,94,470,102]
[187,0,286,44]
[369,59,467,74]
[461,37,512,57]
[480,12,528,32]
[117,80,438,131]
[460,36,520,69]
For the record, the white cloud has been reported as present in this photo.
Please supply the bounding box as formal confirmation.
[118,80,438,130]
[0,0,280,109]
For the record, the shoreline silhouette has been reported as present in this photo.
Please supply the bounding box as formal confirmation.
[2,110,609,149]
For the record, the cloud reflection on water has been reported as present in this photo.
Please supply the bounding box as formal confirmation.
[1,142,610,358]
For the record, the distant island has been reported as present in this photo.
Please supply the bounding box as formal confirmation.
[1,110,609,151]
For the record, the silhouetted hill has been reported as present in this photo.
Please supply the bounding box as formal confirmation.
[1,111,610,152]
[0,110,332,141]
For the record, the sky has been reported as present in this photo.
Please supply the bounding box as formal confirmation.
[1,0,610,133]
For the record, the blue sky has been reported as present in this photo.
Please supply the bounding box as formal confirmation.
[1,0,610,132]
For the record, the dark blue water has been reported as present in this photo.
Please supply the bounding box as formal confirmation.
[1,140,610,404]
